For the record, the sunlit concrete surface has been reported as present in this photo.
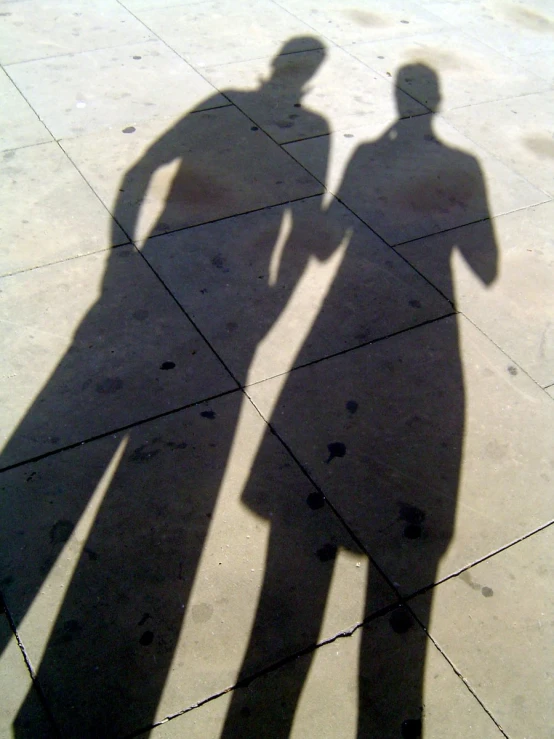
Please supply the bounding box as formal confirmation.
[1,0,553,737]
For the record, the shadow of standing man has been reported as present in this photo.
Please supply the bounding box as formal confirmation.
[6,39,333,738]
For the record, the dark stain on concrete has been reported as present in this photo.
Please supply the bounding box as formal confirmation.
[50,519,74,545]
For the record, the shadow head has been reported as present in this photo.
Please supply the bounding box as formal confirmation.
[268,37,327,94]
[396,63,441,116]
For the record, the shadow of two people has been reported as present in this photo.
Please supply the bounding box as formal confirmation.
[3,35,496,739]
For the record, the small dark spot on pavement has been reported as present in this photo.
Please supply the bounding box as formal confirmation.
[160,361,175,370]
[201,410,216,419]
[50,520,74,545]
[481,586,494,597]
[508,365,518,375]
[133,55,142,60]
[250,126,258,131]
[398,504,425,525]
[123,126,136,134]
[307,491,325,509]
[326,441,346,463]
[346,400,358,414]
[192,602,213,623]
[404,523,422,539]
[140,630,154,646]
[389,607,414,634]
[138,613,150,626]
[409,299,421,308]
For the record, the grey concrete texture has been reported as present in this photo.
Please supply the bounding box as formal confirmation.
[0,612,56,738]
[411,524,554,738]
[1,0,553,737]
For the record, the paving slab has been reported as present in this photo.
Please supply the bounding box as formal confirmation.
[0,246,233,467]
[0,0,154,65]
[202,46,426,144]
[7,39,227,140]
[61,105,322,242]
[0,142,127,276]
[398,200,554,388]
[248,314,554,595]
[120,0,206,9]
[133,0,323,67]
[347,29,549,111]
[285,113,549,245]
[412,524,554,739]
[0,0,552,736]
[272,0,448,47]
[445,91,554,198]
[148,609,503,738]
[143,196,451,384]
[0,394,393,737]
[0,69,52,152]
[514,48,554,85]
[423,0,554,59]
[0,612,56,737]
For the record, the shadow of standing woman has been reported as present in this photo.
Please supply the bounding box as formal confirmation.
[219,64,498,738]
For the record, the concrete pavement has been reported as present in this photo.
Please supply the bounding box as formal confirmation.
[1,0,553,736]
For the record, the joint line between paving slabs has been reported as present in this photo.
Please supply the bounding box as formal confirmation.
[243,311,458,391]
[394,201,553,250]
[3,65,126,238]
[277,140,458,308]
[124,600,402,739]
[243,387,404,602]
[404,518,554,603]
[133,243,243,388]
[2,67,56,139]
[0,242,133,279]
[461,311,552,395]
[119,12,346,177]
[113,0,314,133]
[413,613,510,737]
[436,113,553,202]
[120,190,324,245]
[0,242,445,473]
[0,386,242,474]
[0,593,62,737]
